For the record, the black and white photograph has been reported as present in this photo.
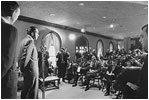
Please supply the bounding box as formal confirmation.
[1,1,148,99]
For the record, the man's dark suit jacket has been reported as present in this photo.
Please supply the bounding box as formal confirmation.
[139,55,148,99]
[1,19,18,99]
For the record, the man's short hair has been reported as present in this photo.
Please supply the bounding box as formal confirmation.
[142,24,148,35]
[1,1,19,17]
[27,26,37,36]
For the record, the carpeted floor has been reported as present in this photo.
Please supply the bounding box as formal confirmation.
[18,81,112,99]
[38,82,111,99]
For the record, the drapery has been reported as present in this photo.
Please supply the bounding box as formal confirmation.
[97,41,103,59]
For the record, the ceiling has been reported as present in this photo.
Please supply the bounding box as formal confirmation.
[18,1,148,39]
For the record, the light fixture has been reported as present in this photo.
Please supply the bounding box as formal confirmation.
[110,24,114,28]
[103,16,106,19]
[79,2,84,6]
[81,28,86,33]
[69,34,76,40]
[50,14,55,16]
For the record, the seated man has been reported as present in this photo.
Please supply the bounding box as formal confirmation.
[83,56,102,91]
[104,59,117,96]
[72,58,90,87]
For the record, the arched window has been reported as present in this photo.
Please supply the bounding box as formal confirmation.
[42,31,61,68]
[118,41,124,50]
[75,36,89,54]
[109,42,114,52]
[97,40,104,59]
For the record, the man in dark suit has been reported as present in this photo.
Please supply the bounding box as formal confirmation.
[83,56,102,91]
[138,24,148,99]
[56,48,70,82]
[113,24,148,99]
[18,26,39,99]
[1,1,20,99]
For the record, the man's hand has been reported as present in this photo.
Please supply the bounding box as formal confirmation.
[126,82,139,91]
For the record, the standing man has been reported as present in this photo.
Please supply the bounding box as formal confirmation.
[138,24,148,99]
[1,1,20,99]
[113,24,148,99]
[18,26,39,99]
[56,48,70,82]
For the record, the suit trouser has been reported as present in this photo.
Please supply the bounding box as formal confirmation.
[21,69,38,99]
[104,74,115,94]
[85,72,97,88]
[58,63,66,79]
[1,70,18,99]
[73,68,89,85]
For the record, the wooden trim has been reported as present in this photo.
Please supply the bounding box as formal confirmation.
[18,15,115,39]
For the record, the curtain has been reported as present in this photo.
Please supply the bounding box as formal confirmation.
[97,41,103,59]
[109,43,114,52]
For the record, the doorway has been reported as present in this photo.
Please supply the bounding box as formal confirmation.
[75,36,89,54]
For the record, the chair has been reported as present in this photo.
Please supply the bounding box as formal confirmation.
[100,77,107,92]
[90,76,102,90]
[39,75,60,91]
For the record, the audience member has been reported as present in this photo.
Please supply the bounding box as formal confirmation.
[113,24,148,99]
[84,56,102,91]
[56,48,70,82]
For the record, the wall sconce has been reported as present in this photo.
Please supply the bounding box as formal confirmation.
[81,28,86,33]
[69,34,76,40]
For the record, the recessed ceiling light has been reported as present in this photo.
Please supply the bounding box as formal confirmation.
[79,3,84,6]
[110,24,114,28]
[103,16,106,18]
[50,14,55,16]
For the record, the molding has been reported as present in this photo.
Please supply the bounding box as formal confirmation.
[18,15,116,40]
